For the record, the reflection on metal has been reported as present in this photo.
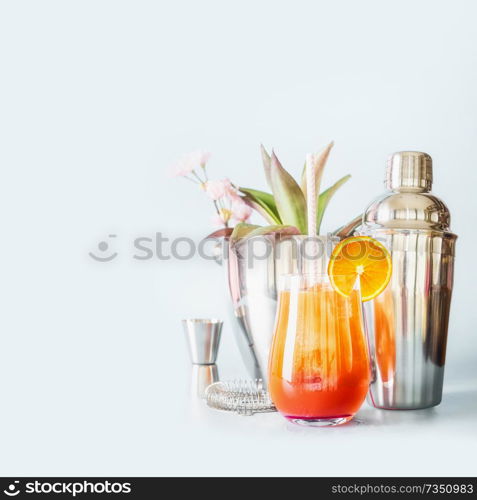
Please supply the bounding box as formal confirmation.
[226,235,337,382]
[361,151,457,409]
[182,318,223,365]
[191,364,219,399]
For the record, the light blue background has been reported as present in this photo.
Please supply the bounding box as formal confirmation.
[0,0,476,476]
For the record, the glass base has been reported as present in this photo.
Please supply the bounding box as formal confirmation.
[285,415,353,427]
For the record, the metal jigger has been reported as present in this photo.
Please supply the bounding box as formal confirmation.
[183,319,223,400]
[182,319,223,365]
[191,364,220,399]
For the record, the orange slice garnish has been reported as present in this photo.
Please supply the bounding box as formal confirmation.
[328,236,392,302]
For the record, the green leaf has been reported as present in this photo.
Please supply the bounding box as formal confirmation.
[204,228,233,239]
[231,223,300,242]
[241,197,277,225]
[332,214,362,238]
[230,223,261,241]
[299,161,307,197]
[239,187,281,224]
[260,144,273,190]
[269,152,308,234]
[245,224,301,239]
[316,174,351,232]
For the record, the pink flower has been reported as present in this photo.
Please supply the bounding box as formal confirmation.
[211,208,232,227]
[222,178,241,201]
[205,178,241,201]
[231,199,252,222]
[205,179,227,200]
[170,150,211,177]
[193,150,212,168]
[211,214,225,227]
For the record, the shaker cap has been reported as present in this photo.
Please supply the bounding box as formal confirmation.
[386,151,433,191]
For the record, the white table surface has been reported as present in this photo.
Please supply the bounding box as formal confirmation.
[182,382,477,477]
[1,260,475,477]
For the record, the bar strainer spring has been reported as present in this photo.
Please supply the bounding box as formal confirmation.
[205,379,276,416]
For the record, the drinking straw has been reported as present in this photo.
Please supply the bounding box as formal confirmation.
[306,154,318,279]
[306,153,317,238]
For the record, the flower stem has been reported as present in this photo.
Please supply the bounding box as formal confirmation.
[191,170,204,184]
[194,167,227,229]
[183,176,199,184]
[213,200,221,217]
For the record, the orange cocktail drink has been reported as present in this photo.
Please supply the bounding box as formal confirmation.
[268,275,371,426]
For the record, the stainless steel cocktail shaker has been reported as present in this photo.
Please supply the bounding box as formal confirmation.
[360,151,457,409]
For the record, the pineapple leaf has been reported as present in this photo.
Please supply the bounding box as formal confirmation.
[269,152,307,234]
[316,174,351,232]
[239,187,281,224]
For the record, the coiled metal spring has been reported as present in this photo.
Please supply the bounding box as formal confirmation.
[205,379,276,416]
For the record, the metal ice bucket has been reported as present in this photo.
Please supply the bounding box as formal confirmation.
[225,234,338,382]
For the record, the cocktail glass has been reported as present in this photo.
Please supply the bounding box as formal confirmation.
[268,273,371,426]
